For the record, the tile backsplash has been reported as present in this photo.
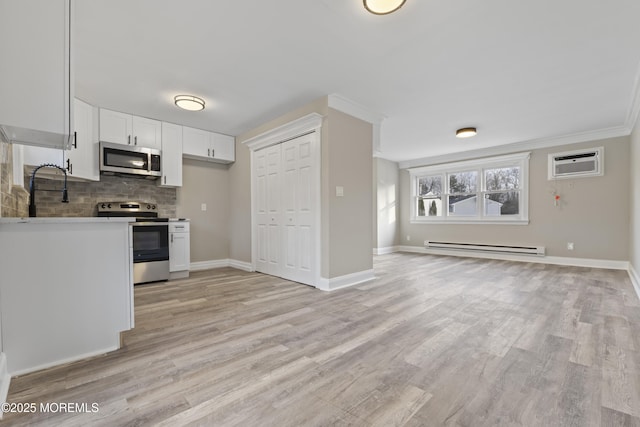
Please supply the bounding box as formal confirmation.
[0,142,29,217]
[27,174,177,218]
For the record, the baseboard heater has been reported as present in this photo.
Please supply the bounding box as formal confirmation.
[425,241,545,256]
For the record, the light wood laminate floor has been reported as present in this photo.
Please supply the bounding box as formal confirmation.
[4,253,640,426]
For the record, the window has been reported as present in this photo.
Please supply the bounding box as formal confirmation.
[410,152,530,224]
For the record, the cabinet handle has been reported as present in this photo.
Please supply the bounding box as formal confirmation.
[171,234,174,243]
[208,148,210,157]
[128,135,131,145]
[211,149,215,157]
[73,131,77,149]
[134,136,137,145]
[66,158,72,175]
[164,176,167,184]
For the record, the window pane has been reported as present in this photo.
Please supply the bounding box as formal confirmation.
[485,167,520,191]
[448,171,477,194]
[417,197,442,217]
[418,175,442,196]
[449,195,477,216]
[484,192,520,216]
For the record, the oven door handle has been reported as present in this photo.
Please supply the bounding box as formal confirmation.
[133,222,169,227]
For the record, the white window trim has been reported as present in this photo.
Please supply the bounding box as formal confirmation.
[409,152,530,225]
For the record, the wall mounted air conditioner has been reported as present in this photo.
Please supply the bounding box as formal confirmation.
[548,147,603,180]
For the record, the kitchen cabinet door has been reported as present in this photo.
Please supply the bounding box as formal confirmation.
[169,222,190,274]
[99,109,133,145]
[0,0,73,149]
[159,122,183,187]
[132,116,161,149]
[211,133,235,163]
[24,99,99,181]
[66,99,99,181]
[183,126,235,164]
[182,126,211,159]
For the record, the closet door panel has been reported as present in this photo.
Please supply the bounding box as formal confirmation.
[252,131,317,286]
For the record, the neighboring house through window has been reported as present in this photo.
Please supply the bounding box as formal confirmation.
[409,152,530,224]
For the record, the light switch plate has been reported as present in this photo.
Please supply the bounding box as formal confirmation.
[336,186,344,197]
[201,203,207,211]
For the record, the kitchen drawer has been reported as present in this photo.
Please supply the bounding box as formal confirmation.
[169,221,190,233]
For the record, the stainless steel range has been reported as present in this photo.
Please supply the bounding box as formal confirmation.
[97,201,169,285]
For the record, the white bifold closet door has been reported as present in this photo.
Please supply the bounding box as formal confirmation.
[254,133,316,286]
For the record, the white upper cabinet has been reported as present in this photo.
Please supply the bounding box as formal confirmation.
[211,133,235,163]
[99,108,161,149]
[0,0,74,149]
[183,126,235,164]
[22,99,100,181]
[132,116,161,149]
[99,109,132,145]
[159,122,183,187]
[67,99,100,181]
[182,126,210,157]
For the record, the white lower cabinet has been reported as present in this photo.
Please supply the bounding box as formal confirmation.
[169,221,190,279]
[0,218,133,375]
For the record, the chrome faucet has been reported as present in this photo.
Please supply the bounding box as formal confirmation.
[28,163,69,217]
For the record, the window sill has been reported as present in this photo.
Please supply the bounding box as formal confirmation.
[410,218,529,225]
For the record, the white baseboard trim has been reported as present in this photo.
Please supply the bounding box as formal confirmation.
[190,259,229,271]
[9,345,119,377]
[228,259,254,272]
[317,269,375,292]
[397,245,629,270]
[0,353,10,418]
[629,264,640,301]
[190,259,255,272]
[373,246,400,255]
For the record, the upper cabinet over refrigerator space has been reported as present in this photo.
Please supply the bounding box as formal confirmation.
[182,126,235,164]
[0,0,74,150]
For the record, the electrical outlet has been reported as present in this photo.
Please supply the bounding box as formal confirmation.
[406,235,411,241]
[567,242,574,250]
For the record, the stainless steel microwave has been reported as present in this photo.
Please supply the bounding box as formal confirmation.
[99,141,161,178]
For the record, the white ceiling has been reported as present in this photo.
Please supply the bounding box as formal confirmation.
[74,0,640,163]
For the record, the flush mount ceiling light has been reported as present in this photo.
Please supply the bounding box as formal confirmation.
[174,95,205,111]
[363,0,406,15]
[456,127,477,138]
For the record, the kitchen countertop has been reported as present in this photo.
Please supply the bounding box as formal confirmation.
[0,217,135,224]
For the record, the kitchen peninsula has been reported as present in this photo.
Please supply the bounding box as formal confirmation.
[0,217,134,376]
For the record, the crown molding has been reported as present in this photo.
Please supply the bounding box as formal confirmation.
[625,60,640,132]
[327,94,385,125]
[242,113,324,151]
[398,125,630,169]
